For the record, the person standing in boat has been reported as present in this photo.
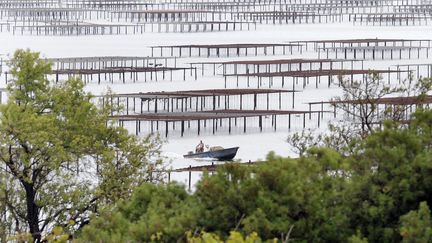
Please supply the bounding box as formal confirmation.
[196,140,204,153]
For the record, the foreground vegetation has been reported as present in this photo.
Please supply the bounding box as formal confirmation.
[78,109,432,242]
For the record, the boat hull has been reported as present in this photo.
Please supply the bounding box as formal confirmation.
[183,147,239,161]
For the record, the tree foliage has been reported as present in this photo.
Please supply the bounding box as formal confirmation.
[78,183,199,242]
[400,201,432,242]
[187,231,268,243]
[0,49,162,242]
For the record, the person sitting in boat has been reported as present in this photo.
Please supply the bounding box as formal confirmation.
[195,140,204,153]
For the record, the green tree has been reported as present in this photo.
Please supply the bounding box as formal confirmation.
[0,49,161,242]
[400,201,432,242]
[78,183,200,242]
[188,151,351,241]
[345,111,432,242]
[187,231,267,243]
